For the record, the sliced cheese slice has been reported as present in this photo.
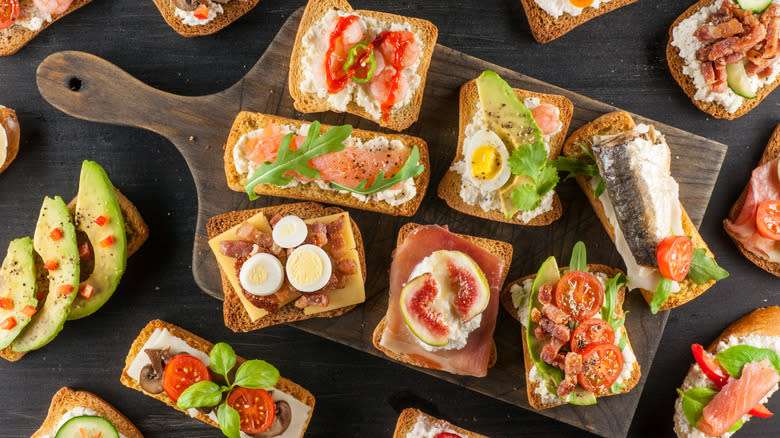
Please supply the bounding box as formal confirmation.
[304,248,364,315]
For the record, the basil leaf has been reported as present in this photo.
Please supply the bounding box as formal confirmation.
[233,359,280,389]
[677,387,718,426]
[716,345,780,378]
[649,277,672,314]
[210,342,237,383]
[511,184,540,211]
[568,241,588,273]
[687,248,729,285]
[177,381,224,410]
[217,402,241,438]
[330,145,424,195]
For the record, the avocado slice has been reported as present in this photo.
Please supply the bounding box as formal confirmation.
[67,161,127,320]
[13,196,80,352]
[0,238,38,349]
[475,71,545,219]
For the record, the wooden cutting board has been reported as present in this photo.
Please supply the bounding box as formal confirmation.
[35,8,726,438]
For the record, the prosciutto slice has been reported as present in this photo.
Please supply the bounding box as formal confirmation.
[724,157,780,261]
[379,225,506,377]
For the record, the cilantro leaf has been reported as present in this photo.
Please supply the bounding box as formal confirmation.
[243,122,352,200]
[330,145,424,195]
[536,165,559,197]
[511,184,540,211]
[508,141,547,185]
[687,248,729,285]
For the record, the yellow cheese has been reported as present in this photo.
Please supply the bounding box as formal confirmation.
[304,248,364,315]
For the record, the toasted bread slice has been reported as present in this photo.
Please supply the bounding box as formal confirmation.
[0,0,92,57]
[120,319,315,435]
[392,408,488,438]
[500,264,641,410]
[666,0,780,120]
[437,80,573,225]
[372,223,512,373]
[288,0,438,131]
[520,0,637,43]
[151,0,260,38]
[725,125,780,277]
[207,202,366,332]
[224,111,430,217]
[0,190,148,362]
[0,106,19,175]
[32,387,143,438]
[562,111,716,311]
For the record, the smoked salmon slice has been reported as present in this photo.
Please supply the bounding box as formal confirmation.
[697,359,780,436]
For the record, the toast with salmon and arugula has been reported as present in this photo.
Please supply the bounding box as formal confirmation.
[288,0,438,131]
[373,223,512,378]
[224,111,429,217]
[724,124,780,278]
[500,242,640,409]
[151,0,260,38]
[0,0,92,57]
[556,111,728,313]
[674,306,780,437]
[392,408,488,438]
[520,0,637,43]
[438,71,572,226]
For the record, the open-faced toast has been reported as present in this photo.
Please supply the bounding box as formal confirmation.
[0,0,92,57]
[392,408,488,438]
[0,106,20,175]
[520,0,637,43]
[288,0,438,131]
[151,0,260,38]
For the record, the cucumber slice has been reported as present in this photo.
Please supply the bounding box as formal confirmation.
[735,0,772,12]
[726,61,757,99]
[55,416,119,438]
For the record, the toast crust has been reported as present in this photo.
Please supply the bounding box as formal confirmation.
[562,111,716,311]
[708,306,780,351]
[223,111,430,217]
[0,107,19,175]
[207,202,367,332]
[392,408,488,438]
[500,264,641,410]
[287,0,438,131]
[666,0,780,119]
[152,0,261,37]
[32,387,143,438]
[437,80,573,226]
[0,0,93,56]
[120,319,316,435]
[520,0,637,43]
[725,125,780,277]
[371,223,512,373]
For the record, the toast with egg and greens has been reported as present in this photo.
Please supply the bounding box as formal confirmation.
[520,0,637,43]
[152,0,261,38]
[437,71,572,226]
[0,0,93,57]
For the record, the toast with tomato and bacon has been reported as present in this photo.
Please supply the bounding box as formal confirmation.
[0,0,92,57]
[724,124,780,277]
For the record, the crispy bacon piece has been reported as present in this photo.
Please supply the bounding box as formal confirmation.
[534,325,548,340]
[762,13,778,58]
[540,337,566,368]
[236,222,275,249]
[694,18,744,41]
[710,0,735,24]
[557,352,584,398]
[305,222,328,247]
[708,14,767,61]
[294,293,330,308]
[702,61,717,84]
[539,317,571,342]
[336,258,358,275]
[530,307,542,323]
[542,304,570,325]
[269,214,283,226]
[757,64,775,78]
[220,240,257,259]
[538,284,553,305]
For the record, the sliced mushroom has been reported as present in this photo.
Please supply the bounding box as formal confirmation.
[139,348,168,394]
[173,0,200,11]
[255,401,292,437]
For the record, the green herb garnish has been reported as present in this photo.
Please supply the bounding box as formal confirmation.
[602,272,628,331]
[716,345,780,377]
[330,145,424,195]
[687,248,729,285]
[551,144,606,198]
[567,241,588,273]
[508,141,559,211]
[650,277,673,314]
[677,387,743,433]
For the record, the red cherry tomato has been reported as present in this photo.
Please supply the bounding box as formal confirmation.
[554,271,604,321]
[571,318,615,354]
[656,236,693,281]
[227,387,276,434]
[0,0,20,31]
[162,354,210,401]
[578,343,624,395]
[756,200,780,241]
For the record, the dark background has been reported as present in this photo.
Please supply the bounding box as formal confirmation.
[0,0,778,437]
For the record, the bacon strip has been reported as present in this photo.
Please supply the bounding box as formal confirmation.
[539,317,570,342]
[557,352,584,398]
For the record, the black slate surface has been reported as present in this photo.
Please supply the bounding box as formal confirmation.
[0,1,778,437]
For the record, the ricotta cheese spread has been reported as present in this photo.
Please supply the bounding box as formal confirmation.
[533,0,614,19]
[232,123,418,207]
[14,2,52,32]
[405,415,462,438]
[126,328,211,381]
[38,407,129,438]
[298,10,424,119]
[175,2,227,26]
[671,0,780,114]
[675,335,780,438]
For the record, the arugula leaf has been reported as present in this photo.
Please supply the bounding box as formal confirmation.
[568,241,588,273]
[217,403,241,438]
[177,381,224,410]
[650,277,672,314]
[687,248,729,285]
[601,272,627,330]
[716,345,780,377]
[243,122,352,200]
[233,359,280,389]
[330,145,424,195]
[210,342,237,384]
[593,177,606,199]
[618,331,627,350]
[510,184,540,211]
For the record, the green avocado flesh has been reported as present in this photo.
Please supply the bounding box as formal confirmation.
[55,416,119,438]
[0,238,38,349]
[475,70,544,219]
[13,196,80,352]
[67,161,127,320]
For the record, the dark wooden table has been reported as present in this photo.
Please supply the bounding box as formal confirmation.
[0,1,777,437]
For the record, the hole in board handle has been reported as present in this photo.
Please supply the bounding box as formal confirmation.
[68,77,82,92]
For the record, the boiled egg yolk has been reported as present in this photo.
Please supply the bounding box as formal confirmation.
[471,145,502,181]
[286,244,333,292]
[272,215,308,248]
[463,129,511,192]
[239,253,284,296]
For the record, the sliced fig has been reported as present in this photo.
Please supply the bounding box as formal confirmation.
[400,273,450,347]
[436,250,490,322]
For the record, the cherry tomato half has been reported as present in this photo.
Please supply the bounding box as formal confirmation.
[434,433,463,438]
[756,200,780,241]
[656,236,693,281]
[162,354,210,401]
[578,343,624,395]
[0,0,19,31]
[227,387,276,434]
[554,271,604,321]
[571,318,615,354]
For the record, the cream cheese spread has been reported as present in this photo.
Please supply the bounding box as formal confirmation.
[39,407,129,438]
[14,2,52,32]
[405,415,462,438]
[205,390,312,438]
[126,327,211,382]
[175,2,227,26]
[533,0,614,19]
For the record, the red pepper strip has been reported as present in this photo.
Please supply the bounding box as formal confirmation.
[0,316,16,330]
[21,305,36,317]
[325,15,360,94]
[0,297,12,310]
[692,343,729,388]
[193,4,209,19]
[50,228,63,241]
[79,284,95,300]
[100,235,114,248]
[57,284,74,296]
[43,260,59,271]
[94,215,108,227]
[749,403,773,418]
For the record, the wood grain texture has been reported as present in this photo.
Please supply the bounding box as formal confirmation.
[32,8,728,438]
